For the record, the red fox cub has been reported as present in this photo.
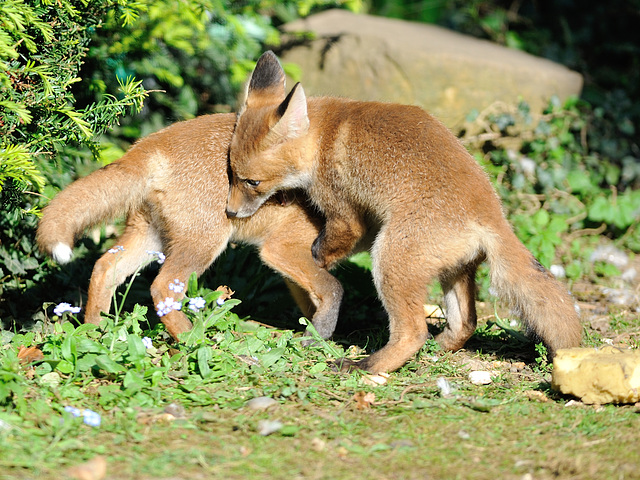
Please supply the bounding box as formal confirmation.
[226,51,582,373]
[36,113,343,341]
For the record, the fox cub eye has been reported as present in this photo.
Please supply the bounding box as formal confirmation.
[245,179,260,187]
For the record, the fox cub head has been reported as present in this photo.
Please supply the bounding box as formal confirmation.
[226,51,311,218]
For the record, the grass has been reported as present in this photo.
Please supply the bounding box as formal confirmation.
[1,267,640,480]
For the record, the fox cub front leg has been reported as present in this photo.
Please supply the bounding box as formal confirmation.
[311,213,366,269]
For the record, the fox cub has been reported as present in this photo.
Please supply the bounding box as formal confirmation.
[37,113,343,341]
[226,51,582,373]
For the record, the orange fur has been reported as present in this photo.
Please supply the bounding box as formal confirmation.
[37,113,343,341]
[226,52,582,373]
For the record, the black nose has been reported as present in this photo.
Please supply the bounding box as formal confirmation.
[226,209,237,218]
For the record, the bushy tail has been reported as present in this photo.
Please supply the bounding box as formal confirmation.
[483,223,582,356]
[36,151,148,264]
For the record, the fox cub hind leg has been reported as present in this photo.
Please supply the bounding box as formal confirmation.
[435,261,481,351]
[85,210,163,325]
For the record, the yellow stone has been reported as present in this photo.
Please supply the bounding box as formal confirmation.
[551,347,640,404]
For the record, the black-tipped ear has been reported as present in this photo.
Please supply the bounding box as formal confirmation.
[240,51,286,113]
[248,51,285,94]
[268,82,309,141]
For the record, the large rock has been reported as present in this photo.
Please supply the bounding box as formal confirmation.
[279,10,583,131]
[552,347,640,405]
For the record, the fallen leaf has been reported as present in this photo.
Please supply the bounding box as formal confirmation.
[361,372,389,387]
[524,390,550,402]
[65,456,107,480]
[137,412,176,425]
[311,437,326,451]
[18,345,44,364]
[353,391,376,410]
[215,285,235,301]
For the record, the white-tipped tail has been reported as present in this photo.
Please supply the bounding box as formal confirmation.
[52,242,73,264]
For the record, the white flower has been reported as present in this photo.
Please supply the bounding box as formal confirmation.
[188,297,206,312]
[108,245,124,254]
[142,337,153,349]
[82,409,101,427]
[53,303,81,316]
[216,297,225,306]
[156,297,182,317]
[146,250,166,265]
[168,279,185,293]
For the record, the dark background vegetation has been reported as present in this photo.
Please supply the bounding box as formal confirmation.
[1,0,638,338]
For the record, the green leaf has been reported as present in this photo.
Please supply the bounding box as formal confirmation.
[588,196,615,224]
[61,334,76,363]
[123,370,145,392]
[348,251,372,270]
[127,334,146,362]
[55,359,75,374]
[196,345,212,378]
[95,355,125,373]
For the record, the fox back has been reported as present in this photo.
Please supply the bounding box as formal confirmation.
[227,51,582,373]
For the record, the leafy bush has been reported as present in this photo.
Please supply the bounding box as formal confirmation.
[462,96,640,271]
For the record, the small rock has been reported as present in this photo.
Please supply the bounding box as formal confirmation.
[436,377,452,396]
[621,267,637,283]
[549,264,566,278]
[164,402,185,418]
[246,396,278,410]
[602,287,638,306]
[40,372,61,388]
[590,245,629,269]
[257,419,283,436]
[552,347,640,404]
[390,439,415,449]
[468,371,493,385]
[510,362,526,373]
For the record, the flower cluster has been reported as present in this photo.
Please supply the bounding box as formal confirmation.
[146,250,166,265]
[156,297,182,317]
[141,336,153,349]
[107,245,124,254]
[168,279,185,293]
[188,296,206,312]
[53,303,81,316]
[64,406,101,427]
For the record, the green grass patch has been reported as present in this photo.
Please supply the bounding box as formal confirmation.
[2,275,639,480]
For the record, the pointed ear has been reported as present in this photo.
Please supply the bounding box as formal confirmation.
[241,51,286,112]
[269,83,309,141]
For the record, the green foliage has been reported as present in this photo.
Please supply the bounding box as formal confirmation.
[0,275,340,415]
[81,0,359,142]
[0,0,148,213]
[463,96,640,274]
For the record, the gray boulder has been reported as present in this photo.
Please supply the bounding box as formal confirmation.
[279,10,583,131]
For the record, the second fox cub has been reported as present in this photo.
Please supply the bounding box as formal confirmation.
[226,51,582,373]
[36,113,343,341]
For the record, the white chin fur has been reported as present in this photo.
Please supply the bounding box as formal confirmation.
[52,242,73,264]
